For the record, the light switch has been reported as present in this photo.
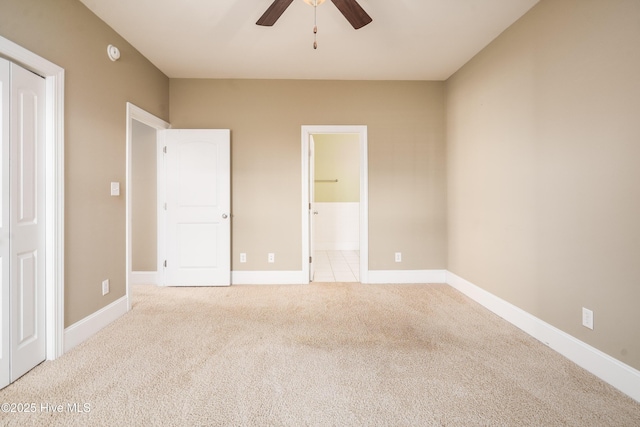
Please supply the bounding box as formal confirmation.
[110,182,120,196]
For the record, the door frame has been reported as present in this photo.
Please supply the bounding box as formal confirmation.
[0,35,65,359]
[301,125,369,284]
[308,134,315,282]
[125,103,170,306]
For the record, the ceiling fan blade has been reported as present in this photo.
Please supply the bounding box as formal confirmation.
[331,0,373,29]
[256,0,294,26]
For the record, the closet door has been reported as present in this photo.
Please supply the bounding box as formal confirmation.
[0,60,46,387]
[9,61,46,381]
[0,57,11,389]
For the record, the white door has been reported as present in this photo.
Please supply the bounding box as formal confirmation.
[309,135,315,282]
[161,129,231,286]
[0,56,11,388]
[10,62,46,381]
[0,58,46,387]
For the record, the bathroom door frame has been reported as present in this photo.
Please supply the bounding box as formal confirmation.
[301,125,368,284]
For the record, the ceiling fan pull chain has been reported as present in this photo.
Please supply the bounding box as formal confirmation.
[313,0,318,49]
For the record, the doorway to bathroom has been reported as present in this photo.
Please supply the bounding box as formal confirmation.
[301,125,368,284]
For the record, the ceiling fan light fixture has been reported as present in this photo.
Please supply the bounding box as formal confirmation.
[303,0,326,5]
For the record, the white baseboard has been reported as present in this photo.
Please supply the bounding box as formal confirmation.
[366,269,447,284]
[446,271,640,403]
[130,271,158,285]
[232,270,307,285]
[231,270,448,285]
[63,295,129,353]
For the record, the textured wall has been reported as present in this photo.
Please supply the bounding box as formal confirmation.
[170,79,447,271]
[447,0,640,370]
[313,133,360,203]
[0,0,169,326]
[131,121,158,271]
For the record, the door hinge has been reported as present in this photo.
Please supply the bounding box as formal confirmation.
[164,202,167,210]
[163,146,167,154]
[163,260,167,268]
[309,203,311,210]
[309,256,312,263]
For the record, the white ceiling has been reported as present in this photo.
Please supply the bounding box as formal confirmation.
[79,0,539,81]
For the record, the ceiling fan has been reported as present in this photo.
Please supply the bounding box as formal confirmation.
[256,0,373,30]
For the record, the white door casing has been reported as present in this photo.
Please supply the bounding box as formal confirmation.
[0,35,65,365]
[125,103,170,307]
[301,126,369,284]
[160,129,231,286]
[309,135,315,282]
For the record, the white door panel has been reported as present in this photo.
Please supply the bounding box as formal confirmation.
[161,129,230,286]
[16,251,37,340]
[0,57,10,389]
[309,135,315,282]
[10,62,46,381]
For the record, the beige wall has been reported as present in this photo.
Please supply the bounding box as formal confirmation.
[170,79,447,271]
[131,121,158,271]
[313,133,360,203]
[446,0,640,370]
[0,0,170,326]
[1,0,636,377]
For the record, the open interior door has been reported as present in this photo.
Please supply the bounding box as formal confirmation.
[309,135,315,282]
[160,129,231,286]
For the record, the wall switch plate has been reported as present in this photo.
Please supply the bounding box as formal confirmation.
[268,253,275,263]
[395,252,402,262]
[102,279,110,296]
[240,253,247,263]
[582,307,594,330]
[110,182,120,196]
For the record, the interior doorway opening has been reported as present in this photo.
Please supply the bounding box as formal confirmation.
[301,125,368,284]
[125,103,170,307]
[311,133,360,282]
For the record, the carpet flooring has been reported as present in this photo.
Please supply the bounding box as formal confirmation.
[1,283,639,426]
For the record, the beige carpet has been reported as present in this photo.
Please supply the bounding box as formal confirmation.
[1,283,639,426]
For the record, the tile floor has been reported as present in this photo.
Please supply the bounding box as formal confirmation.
[312,250,360,283]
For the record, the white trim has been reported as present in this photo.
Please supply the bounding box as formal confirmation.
[130,271,159,286]
[0,35,65,360]
[367,270,447,284]
[446,271,640,403]
[232,271,306,285]
[126,103,170,308]
[157,131,166,285]
[302,126,369,284]
[63,296,128,353]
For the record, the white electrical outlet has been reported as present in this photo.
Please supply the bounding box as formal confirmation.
[240,253,247,263]
[110,182,120,196]
[582,307,594,330]
[268,253,275,263]
[395,252,402,262]
[102,279,110,296]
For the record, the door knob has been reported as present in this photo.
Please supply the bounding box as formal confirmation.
[222,214,228,219]
[313,211,318,215]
